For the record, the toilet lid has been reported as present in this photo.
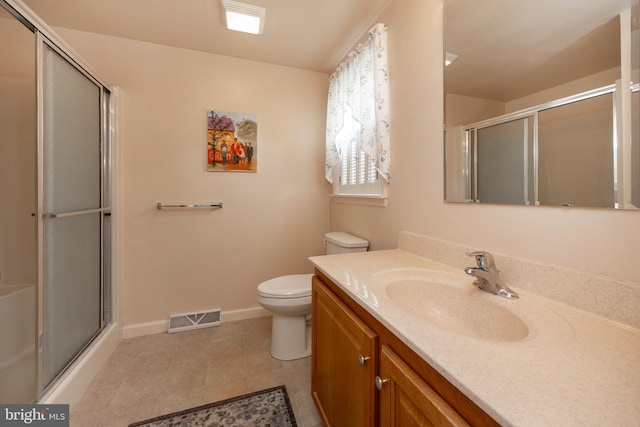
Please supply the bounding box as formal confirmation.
[257,274,313,299]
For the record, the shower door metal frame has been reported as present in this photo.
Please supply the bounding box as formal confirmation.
[34,31,113,397]
[463,84,617,207]
[467,116,534,205]
[2,0,115,400]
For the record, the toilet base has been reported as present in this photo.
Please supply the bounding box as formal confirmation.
[270,313,310,360]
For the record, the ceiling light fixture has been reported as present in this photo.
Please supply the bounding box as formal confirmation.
[445,52,458,66]
[220,0,266,35]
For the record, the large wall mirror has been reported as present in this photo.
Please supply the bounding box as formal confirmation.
[444,0,639,209]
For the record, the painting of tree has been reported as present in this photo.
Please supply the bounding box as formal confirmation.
[207,110,258,172]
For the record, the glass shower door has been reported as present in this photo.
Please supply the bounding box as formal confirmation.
[474,117,534,205]
[40,40,108,388]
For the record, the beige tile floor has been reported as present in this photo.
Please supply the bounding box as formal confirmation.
[70,316,322,427]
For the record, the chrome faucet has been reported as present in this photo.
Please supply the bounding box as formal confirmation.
[464,251,519,299]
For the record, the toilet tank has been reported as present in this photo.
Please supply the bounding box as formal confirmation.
[324,232,369,255]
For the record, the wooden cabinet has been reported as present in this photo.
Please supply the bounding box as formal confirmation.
[378,345,469,427]
[312,271,499,427]
[312,275,377,426]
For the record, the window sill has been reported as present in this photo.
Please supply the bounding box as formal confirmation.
[330,194,388,207]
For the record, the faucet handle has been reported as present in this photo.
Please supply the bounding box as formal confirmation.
[465,251,496,270]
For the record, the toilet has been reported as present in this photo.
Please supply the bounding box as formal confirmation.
[256,232,369,360]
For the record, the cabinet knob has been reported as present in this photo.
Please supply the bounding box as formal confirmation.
[375,376,388,391]
[358,354,371,366]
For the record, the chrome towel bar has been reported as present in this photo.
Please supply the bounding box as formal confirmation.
[156,202,223,210]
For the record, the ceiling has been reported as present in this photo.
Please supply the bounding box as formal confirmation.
[3,0,636,99]
[445,0,637,102]
[18,0,392,74]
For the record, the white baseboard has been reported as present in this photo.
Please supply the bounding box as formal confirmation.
[40,323,122,408]
[122,319,167,338]
[122,306,271,339]
[221,306,270,322]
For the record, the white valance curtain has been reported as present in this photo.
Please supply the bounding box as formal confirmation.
[325,23,391,184]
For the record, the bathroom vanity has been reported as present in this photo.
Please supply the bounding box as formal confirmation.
[312,271,493,426]
[309,232,640,426]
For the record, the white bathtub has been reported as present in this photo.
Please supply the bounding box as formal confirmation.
[0,284,36,403]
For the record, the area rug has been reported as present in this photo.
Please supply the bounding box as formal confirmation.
[128,385,297,427]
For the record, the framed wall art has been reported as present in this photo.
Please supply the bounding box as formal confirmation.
[207,110,258,172]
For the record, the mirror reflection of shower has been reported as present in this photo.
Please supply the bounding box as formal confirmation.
[455,89,618,208]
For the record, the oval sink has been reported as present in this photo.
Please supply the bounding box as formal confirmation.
[377,270,529,342]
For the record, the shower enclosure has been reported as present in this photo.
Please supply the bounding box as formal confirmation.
[456,87,617,208]
[0,0,113,402]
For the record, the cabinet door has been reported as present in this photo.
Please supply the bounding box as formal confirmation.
[378,345,470,427]
[312,277,377,427]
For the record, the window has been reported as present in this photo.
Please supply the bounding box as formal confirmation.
[334,108,381,195]
[325,24,390,199]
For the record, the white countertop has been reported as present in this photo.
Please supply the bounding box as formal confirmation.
[309,249,640,427]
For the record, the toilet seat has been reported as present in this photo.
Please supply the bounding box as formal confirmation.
[257,274,313,299]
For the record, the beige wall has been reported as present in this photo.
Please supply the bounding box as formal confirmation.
[53,0,639,331]
[506,68,620,113]
[330,0,640,283]
[0,76,36,287]
[56,29,331,327]
[445,93,505,127]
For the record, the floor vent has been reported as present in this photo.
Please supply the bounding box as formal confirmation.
[168,308,221,333]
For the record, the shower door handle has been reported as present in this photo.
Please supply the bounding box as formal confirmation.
[33,208,111,219]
